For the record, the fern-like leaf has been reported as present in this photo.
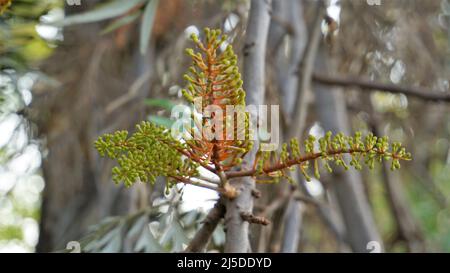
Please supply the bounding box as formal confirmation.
[227,131,412,183]
[95,121,199,187]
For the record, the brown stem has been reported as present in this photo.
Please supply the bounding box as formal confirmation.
[240,212,270,226]
[184,199,226,252]
[211,137,238,199]
[152,132,217,174]
[225,147,405,179]
[313,72,450,103]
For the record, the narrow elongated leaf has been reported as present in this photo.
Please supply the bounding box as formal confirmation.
[144,98,176,111]
[100,233,122,253]
[135,226,164,253]
[126,214,147,240]
[101,11,142,35]
[148,115,174,128]
[56,0,145,26]
[140,0,159,55]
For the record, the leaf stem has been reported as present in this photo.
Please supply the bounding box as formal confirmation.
[225,147,408,179]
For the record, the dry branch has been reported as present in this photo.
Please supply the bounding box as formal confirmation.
[313,73,450,103]
[184,199,226,253]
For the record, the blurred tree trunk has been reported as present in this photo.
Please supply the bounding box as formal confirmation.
[266,0,308,253]
[34,0,228,253]
[314,46,383,252]
[371,119,426,252]
[35,2,153,252]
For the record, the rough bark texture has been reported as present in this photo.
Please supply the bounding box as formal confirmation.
[224,0,271,253]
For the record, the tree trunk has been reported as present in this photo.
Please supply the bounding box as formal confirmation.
[271,0,308,253]
[371,121,426,252]
[35,2,152,251]
[314,46,383,252]
[224,0,271,253]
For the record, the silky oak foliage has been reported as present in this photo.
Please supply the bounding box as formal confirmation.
[94,28,412,198]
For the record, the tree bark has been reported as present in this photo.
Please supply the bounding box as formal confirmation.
[184,199,226,253]
[35,2,153,251]
[274,0,308,253]
[280,198,303,252]
[224,0,271,253]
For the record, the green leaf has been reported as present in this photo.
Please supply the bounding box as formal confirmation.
[144,98,175,111]
[126,214,148,240]
[101,11,142,35]
[56,0,145,26]
[140,0,159,55]
[135,226,164,253]
[148,115,174,128]
[0,57,27,71]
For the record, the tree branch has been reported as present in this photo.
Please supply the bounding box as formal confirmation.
[312,72,450,103]
[225,147,408,179]
[240,212,270,226]
[184,199,226,253]
[224,0,271,253]
[286,2,325,140]
[279,1,324,253]
[171,176,220,192]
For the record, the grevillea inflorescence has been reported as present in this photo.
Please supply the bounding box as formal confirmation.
[95,28,411,198]
[182,28,252,172]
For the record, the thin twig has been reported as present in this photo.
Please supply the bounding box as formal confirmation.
[286,3,325,139]
[184,199,226,253]
[293,194,325,208]
[171,175,220,192]
[197,175,221,185]
[313,72,450,103]
[225,147,406,179]
[240,212,271,226]
[105,70,152,115]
